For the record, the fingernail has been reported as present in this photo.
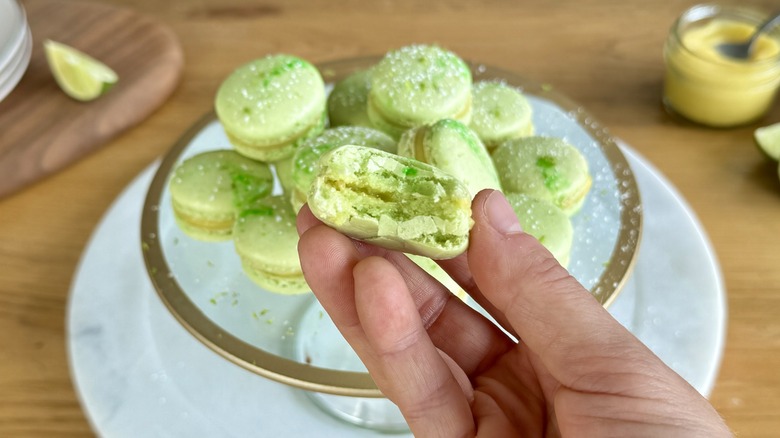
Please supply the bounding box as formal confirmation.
[484,190,523,235]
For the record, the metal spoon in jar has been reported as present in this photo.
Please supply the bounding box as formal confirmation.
[716,12,780,59]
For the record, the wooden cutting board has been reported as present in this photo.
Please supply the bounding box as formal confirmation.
[0,0,183,198]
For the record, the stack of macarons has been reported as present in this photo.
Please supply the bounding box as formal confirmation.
[169,44,594,294]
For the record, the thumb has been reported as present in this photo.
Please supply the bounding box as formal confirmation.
[468,190,650,389]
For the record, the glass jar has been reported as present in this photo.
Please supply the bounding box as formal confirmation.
[663,4,780,127]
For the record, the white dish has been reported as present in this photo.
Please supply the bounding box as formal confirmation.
[0,26,31,102]
[67,144,726,436]
[0,0,26,69]
[0,0,30,102]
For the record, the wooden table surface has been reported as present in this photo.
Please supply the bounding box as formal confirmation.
[2,0,779,435]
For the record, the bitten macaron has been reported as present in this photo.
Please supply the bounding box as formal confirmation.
[368,44,473,138]
[492,136,592,216]
[469,81,534,151]
[232,195,309,295]
[308,145,473,259]
[215,54,326,162]
[397,118,501,198]
[169,150,274,241]
[290,126,396,211]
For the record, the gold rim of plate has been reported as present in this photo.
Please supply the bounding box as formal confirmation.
[140,56,643,397]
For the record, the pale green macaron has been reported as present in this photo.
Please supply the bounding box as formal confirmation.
[492,136,592,216]
[308,145,473,259]
[397,118,501,198]
[233,195,310,295]
[215,54,327,162]
[506,193,573,267]
[368,44,473,138]
[169,150,274,241]
[327,69,373,128]
[290,126,396,211]
[469,81,534,151]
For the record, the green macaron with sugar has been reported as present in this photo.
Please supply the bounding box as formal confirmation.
[290,126,396,211]
[233,195,309,295]
[168,150,274,241]
[327,68,374,128]
[368,44,473,138]
[215,54,327,162]
[308,145,473,259]
[492,136,592,216]
[397,118,501,198]
[469,81,534,151]
[506,193,573,267]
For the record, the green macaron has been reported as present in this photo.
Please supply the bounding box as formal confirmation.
[308,145,473,259]
[506,193,573,267]
[492,136,592,216]
[469,81,534,151]
[327,68,373,128]
[215,54,327,162]
[368,44,473,138]
[290,126,397,212]
[169,150,274,241]
[397,118,501,198]
[232,195,309,295]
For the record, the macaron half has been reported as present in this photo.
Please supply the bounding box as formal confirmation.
[215,54,327,162]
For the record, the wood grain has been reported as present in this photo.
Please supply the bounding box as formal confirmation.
[0,0,183,199]
[1,0,779,436]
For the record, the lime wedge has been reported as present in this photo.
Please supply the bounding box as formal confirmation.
[44,40,118,102]
[755,122,780,162]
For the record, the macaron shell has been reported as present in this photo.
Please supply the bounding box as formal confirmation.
[172,213,234,242]
[233,195,306,294]
[228,110,326,162]
[492,136,592,216]
[215,54,326,149]
[397,119,501,198]
[308,145,473,259]
[469,81,534,149]
[327,69,373,128]
[505,193,573,267]
[169,150,274,241]
[240,259,310,295]
[369,45,473,128]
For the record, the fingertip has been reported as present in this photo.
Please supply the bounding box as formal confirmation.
[476,189,523,236]
[296,203,322,236]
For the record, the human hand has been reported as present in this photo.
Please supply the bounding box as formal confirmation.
[297,189,732,437]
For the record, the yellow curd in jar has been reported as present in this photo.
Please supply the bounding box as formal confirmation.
[664,17,780,127]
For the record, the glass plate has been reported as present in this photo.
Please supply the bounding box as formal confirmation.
[140,56,642,397]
